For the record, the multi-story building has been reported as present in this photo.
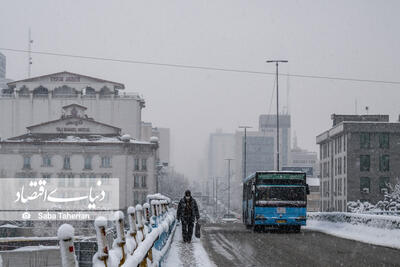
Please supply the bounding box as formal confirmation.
[206,130,236,209]
[284,147,318,177]
[152,127,170,166]
[0,52,5,79]
[0,52,12,91]
[0,71,145,140]
[259,114,291,166]
[317,114,400,211]
[208,130,236,180]
[0,104,159,210]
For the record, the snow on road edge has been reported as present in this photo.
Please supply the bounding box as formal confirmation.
[164,224,216,267]
[305,220,400,249]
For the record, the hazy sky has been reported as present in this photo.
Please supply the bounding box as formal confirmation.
[1,0,399,179]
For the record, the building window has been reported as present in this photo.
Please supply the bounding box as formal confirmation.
[338,178,342,196]
[42,173,51,178]
[134,175,140,188]
[343,156,346,174]
[343,178,346,196]
[379,177,390,194]
[360,155,370,172]
[379,155,390,172]
[63,156,71,169]
[80,173,87,186]
[360,177,370,193]
[67,173,74,187]
[89,173,96,185]
[134,159,140,171]
[101,156,111,168]
[141,176,147,188]
[84,156,92,170]
[58,173,66,187]
[334,159,337,176]
[379,133,389,149]
[360,133,371,149]
[42,155,52,167]
[101,174,110,185]
[141,159,147,171]
[141,191,148,203]
[133,191,139,205]
[344,135,346,152]
[23,156,31,169]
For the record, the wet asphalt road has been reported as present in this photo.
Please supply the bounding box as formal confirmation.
[201,223,400,267]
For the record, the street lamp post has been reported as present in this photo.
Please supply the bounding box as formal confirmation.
[239,126,252,179]
[225,158,234,215]
[266,60,288,171]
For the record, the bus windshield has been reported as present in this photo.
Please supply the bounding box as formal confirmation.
[256,186,306,202]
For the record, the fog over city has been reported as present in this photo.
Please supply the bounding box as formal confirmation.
[1,0,399,180]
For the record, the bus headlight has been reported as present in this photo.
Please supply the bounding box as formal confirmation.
[255,214,266,220]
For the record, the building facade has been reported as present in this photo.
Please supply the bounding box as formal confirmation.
[0,71,145,140]
[259,114,291,167]
[0,104,158,210]
[317,114,400,211]
[0,52,5,79]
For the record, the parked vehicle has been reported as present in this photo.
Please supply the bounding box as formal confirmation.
[243,171,310,232]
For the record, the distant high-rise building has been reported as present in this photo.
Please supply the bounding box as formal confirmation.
[259,114,291,166]
[208,130,235,179]
[0,52,5,79]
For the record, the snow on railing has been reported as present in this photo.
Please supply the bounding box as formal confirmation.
[308,212,400,230]
[57,195,176,267]
[57,224,79,267]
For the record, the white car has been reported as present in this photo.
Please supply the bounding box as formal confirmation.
[220,213,239,223]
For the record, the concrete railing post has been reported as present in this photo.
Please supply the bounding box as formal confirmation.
[94,217,109,267]
[127,206,138,255]
[57,224,78,267]
[143,203,150,225]
[114,211,127,266]
[136,204,144,241]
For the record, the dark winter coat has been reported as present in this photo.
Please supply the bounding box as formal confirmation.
[177,196,200,223]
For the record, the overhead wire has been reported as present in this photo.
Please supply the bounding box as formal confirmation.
[1,47,400,85]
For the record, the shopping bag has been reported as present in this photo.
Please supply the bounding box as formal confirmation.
[195,222,201,238]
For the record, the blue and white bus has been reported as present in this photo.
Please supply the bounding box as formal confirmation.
[242,171,310,232]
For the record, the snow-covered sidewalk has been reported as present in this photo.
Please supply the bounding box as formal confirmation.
[305,220,400,249]
[164,224,216,267]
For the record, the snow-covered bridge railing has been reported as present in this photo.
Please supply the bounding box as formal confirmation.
[308,212,400,230]
[57,194,176,267]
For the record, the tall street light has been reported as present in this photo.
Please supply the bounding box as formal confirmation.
[225,158,234,215]
[266,60,288,171]
[238,126,252,179]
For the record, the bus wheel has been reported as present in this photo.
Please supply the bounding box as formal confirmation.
[293,225,301,233]
[253,225,259,232]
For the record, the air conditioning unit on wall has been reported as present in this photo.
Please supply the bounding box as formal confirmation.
[362,188,370,194]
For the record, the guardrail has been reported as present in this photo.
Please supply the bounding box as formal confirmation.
[57,196,176,267]
[308,212,400,230]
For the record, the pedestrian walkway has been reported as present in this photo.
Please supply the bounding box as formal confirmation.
[164,224,215,267]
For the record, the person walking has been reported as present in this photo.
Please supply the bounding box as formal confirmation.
[177,190,200,243]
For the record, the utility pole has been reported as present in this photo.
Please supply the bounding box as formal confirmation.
[215,177,218,216]
[239,126,252,179]
[225,158,234,215]
[212,177,215,216]
[266,60,288,171]
[28,28,33,77]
